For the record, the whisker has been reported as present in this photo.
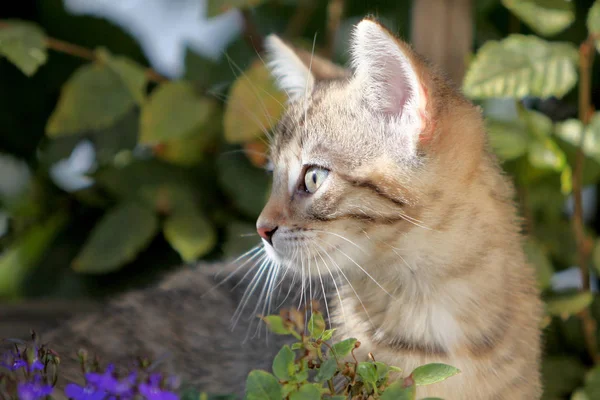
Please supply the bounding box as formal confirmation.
[314,242,375,328]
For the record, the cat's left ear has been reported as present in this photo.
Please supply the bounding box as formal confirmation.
[265,35,348,102]
[350,19,431,141]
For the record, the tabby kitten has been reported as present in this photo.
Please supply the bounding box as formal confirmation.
[33,17,542,400]
[257,17,543,399]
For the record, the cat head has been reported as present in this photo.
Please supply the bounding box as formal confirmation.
[256,18,488,278]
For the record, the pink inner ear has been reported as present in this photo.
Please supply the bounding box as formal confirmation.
[383,61,414,116]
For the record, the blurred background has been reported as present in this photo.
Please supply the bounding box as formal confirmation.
[1,0,600,398]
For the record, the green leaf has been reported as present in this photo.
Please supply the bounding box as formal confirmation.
[523,238,554,290]
[163,209,216,262]
[207,0,268,18]
[217,150,270,218]
[140,81,220,143]
[528,137,566,172]
[223,59,286,143]
[588,0,600,53]
[0,213,67,298]
[329,338,357,359]
[73,202,159,273]
[289,384,322,400]
[272,345,295,381]
[584,365,600,399]
[555,114,600,164]
[501,0,575,36]
[244,370,282,400]
[46,60,140,136]
[411,363,461,386]
[463,34,578,99]
[321,328,335,341]
[546,291,594,317]
[262,315,293,335]
[375,361,390,380]
[97,49,147,105]
[486,118,528,161]
[380,381,416,400]
[357,362,378,388]
[308,311,326,339]
[314,358,337,383]
[0,20,47,76]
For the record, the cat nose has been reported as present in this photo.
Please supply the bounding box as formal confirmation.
[257,225,278,245]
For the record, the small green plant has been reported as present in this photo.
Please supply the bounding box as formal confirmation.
[243,305,460,400]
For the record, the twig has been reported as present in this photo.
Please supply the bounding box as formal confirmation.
[240,9,264,54]
[284,0,318,39]
[0,21,168,83]
[324,0,345,60]
[573,34,598,363]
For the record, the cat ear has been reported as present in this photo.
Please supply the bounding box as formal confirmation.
[264,35,316,102]
[350,19,428,134]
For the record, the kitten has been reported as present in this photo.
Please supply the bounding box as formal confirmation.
[17,17,542,400]
[258,17,543,399]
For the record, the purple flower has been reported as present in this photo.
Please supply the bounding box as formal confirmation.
[17,376,53,400]
[85,365,118,393]
[138,374,178,400]
[64,383,106,400]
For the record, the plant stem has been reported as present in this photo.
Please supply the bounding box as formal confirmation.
[574,35,598,363]
[0,21,167,82]
[324,0,345,60]
[240,9,264,54]
[284,0,318,39]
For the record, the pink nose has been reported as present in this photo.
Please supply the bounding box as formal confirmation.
[257,225,278,245]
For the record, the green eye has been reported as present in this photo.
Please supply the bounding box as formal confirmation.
[304,166,329,194]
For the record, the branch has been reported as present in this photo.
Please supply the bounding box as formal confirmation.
[284,0,318,39]
[324,0,345,60]
[573,34,598,363]
[241,9,264,54]
[0,20,167,83]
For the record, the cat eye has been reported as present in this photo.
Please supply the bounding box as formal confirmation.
[303,166,329,194]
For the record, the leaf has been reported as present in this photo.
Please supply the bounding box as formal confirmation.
[152,123,220,167]
[486,118,528,161]
[289,384,322,400]
[0,20,47,76]
[555,114,600,164]
[329,338,357,359]
[223,59,286,143]
[207,0,268,18]
[541,356,587,399]
[163,209,216,262]
[97,49,147,105]
[546,291,594,317]
[375,362,390,380]
[411,363,461,386]
[321,329,335,341]
[523,239,554,290]
[308,311,326,339]
[140,81,220,143]
[262,315,293,335]
[501,0,575,36]
[380,381,416,400]
[357,362,378,388]
[217,150,270,218]
[73,202,159,273]
[244,370,282,400]
[314,358,337,383]
[46,60,140,136]
[272,346,295,381]
[0,213,67,298]
[528,137,566,172]
[463,35,578,99]
[588,0,600,53]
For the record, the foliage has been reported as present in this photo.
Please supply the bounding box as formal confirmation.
[0,332,180,400]
[1,0,600,399]
[243,307,458,399]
